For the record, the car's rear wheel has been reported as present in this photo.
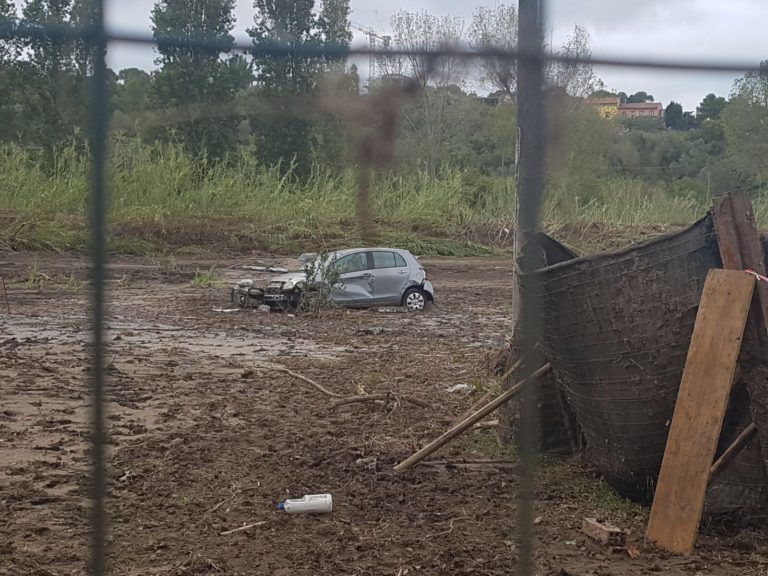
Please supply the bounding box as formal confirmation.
[402,287,427,312]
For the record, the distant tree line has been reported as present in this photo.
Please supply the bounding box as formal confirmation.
[0,1,767,199]
[0,0,357,176]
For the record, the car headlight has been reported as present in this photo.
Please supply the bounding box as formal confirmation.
[283,279,302,291]
[268,280,284,289]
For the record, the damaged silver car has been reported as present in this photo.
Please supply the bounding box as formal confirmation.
[231,248,435,311]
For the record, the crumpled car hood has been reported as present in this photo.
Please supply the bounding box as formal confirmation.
[266,272,307,284]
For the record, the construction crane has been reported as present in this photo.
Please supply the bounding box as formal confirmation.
[351,22,392,89]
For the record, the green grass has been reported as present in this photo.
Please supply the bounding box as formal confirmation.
[0,140,758,256]
[459,429,517,460]
[462,428,646,520]
[0,219,89,252]
[539,457,646,520]
[19,258,86,291]
[191,268,221,288]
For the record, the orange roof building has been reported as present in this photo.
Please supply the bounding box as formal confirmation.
[618,102,663,118]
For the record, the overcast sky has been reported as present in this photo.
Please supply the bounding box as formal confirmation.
[99,0,767,110]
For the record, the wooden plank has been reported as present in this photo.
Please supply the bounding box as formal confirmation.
[711,191,768,485]
[709,422,758,484]
[647,269,754,555]
[712,191,768,346]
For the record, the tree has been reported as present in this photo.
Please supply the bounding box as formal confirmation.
[696,93,727,121]
[0,0,16,62]
[547,25,602,98]
[248,0,353,176]
[16,0,95,150]
[723,62,768,183]
[438,92,517,176]
[390,10,464,91]
[0,0,20,142]
[249,0,319,96]
[547,92,631,198]
[317,0,352,70]
[469,4,518,100]
[590,89,616,98]
[664,101,683,130]
[626,91,654,103]
[114,68,152,114]
[682,111,699,131]
[151,0,250,159]
[388,9,464,175]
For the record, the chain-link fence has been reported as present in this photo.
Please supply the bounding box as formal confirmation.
[1,0,767,574]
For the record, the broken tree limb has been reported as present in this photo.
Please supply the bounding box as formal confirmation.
[220,521,266,536]
[330,392,429,410]
[421,459,516,468]
[330,393,390,408]
[251,365,343,398]
[709,422,758,483]
[250,365,429,410]
[393,363,552,473]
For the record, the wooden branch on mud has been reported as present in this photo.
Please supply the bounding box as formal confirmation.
[421,459,516,468]
[394,363,552,472]
[251,365,343,398]
[251,365,429,410]
[330,392,429,410]
[220,521,266,536]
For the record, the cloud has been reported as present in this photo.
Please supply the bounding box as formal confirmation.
[100,0,765,108]
[547,0,704,33]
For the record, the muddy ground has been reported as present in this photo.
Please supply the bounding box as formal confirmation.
[1,252,768,575]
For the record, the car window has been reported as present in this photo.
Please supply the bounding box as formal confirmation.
[372,252,394,269]
[372,251,404,269]
[334,252,368,274]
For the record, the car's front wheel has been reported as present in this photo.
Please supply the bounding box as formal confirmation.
[402,287,427,312]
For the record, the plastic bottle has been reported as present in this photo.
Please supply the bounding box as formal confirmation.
[277,493,333,514]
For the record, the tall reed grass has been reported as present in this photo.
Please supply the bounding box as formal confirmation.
[0,140,754,254]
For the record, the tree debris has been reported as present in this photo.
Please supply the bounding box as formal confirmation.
[220,521,266,536]
[250,365,343,398]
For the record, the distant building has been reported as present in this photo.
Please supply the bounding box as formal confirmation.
[618,102,663,119]
[378,73,412,89]
[585,96,620,118]
[475,94,514,106]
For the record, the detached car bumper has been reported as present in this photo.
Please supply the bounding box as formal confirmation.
[231,287,265,308]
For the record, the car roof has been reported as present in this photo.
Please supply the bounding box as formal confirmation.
[333,247,412,257]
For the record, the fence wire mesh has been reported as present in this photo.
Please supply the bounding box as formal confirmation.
[0,0,765,574]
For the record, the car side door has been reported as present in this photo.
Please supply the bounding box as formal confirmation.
[330,251,374,306]
[371,250,410,305]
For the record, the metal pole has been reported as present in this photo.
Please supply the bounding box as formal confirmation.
[516,1,546,574]
[87,0,109,573]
